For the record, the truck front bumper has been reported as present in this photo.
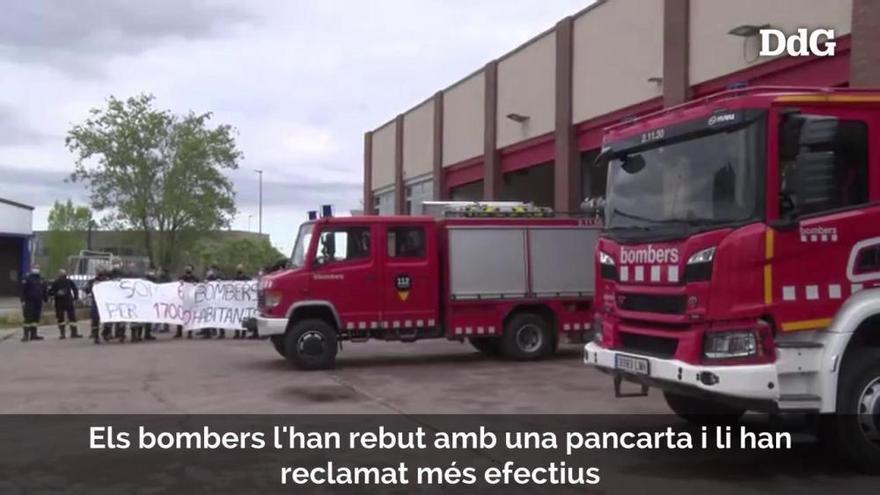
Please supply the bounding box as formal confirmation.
[583,342,780,403]
[255,316,287,336]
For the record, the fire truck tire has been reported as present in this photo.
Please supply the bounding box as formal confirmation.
[469,337,502,357]
[828,348,880,473]
[270,335,286,357]
[501,313,553,360]
[662,391,745,424]
[284,319,338,370]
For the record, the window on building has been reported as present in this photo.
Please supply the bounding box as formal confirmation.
[779,117,868,216]
[501,162,554,207]
[579,149,605,202]
[373,189,394,215]
[315,226,371,264]
[387,226,426,258]
[404,178,433,215]
[450,181,484,201]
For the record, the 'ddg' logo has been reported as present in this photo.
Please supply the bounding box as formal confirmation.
[395,274,412,301]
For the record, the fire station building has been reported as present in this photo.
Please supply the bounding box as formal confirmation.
[363,0,880,215]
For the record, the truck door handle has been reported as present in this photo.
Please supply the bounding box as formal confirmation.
[366,274,377,281]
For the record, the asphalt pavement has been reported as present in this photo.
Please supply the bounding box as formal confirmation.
[0,324,668,414]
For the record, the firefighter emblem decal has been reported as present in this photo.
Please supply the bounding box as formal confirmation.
[395,274,412,301]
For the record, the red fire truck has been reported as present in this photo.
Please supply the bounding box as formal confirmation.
[256,203,598,370]
[583,86,880,470]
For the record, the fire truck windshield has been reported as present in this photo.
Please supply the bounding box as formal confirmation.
[289,222,315,268]
[605,120,762,238]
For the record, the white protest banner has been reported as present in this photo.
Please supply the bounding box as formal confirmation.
[93,279,259,330]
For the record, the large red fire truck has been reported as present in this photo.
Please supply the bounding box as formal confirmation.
[256,203,598,370]
[583,86,880,470]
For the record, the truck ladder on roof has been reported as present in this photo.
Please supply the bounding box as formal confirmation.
[420,201,554,218]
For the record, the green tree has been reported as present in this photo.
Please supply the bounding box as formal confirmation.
[190,237,285,275]
[66,94,241,269]
[45,200,93,274]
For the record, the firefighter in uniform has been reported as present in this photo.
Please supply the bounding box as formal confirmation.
[108,264,128,342]
[175,265,199,339]
[84,269,111,344]
[49,269,82,339]
[20,266,48,342]
[205,266,222,339]
[138,269,159,341]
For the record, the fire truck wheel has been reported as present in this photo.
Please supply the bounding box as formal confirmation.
[502,313,552,360]
[270,335,286,357]
[662,391,745,424]
[829,348,880,473]
[469,337,502,357]
[284,319,338,370]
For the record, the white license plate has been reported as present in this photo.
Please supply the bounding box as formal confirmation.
[615,354,650,376]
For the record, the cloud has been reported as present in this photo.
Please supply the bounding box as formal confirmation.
[0,0,591,251]
[0,0,255,74]
[0,104,56,145]
[0,163,87,208]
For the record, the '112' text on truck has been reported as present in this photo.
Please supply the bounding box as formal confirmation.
[257,204,598,370]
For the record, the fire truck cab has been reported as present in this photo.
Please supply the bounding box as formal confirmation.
[584,87,880,470]
[257,203,598,370]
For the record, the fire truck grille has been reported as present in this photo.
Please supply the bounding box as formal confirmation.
[619,332,678,359]
[619,294,687,315]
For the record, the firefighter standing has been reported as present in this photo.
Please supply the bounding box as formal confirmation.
[108,263,128,342]
[138,269,159,341]
[175,265,199,339]
[156,268,172,333]
[85,269,111,344]
[20,266,48,342]
[49,269,82,339]
[205,266,223,339]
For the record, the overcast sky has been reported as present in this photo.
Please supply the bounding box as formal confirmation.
[0,0,589,253]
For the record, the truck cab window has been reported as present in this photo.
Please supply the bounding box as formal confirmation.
[779,117,868,216]
[316,227,370,264]
[387,227,425,258]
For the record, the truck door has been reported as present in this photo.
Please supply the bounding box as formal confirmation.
[380,222,439,331]
[769,107,876,331]
[309,224,380,328]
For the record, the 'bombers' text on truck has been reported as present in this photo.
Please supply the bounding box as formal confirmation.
[257,204,598,370]
[583,86,880,471]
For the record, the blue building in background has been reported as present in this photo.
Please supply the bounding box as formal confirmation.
[0,197,34,298]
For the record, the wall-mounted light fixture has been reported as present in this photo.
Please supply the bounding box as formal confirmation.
[506,113,530,123]
[727,24,770,37]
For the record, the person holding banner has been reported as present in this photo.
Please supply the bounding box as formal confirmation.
[48,269,82,340]
[85,269,111,344]
[19,266,48,342]
[175,265,200,339]
[204,266,222,339]
[108,263,128,342]
[232,264,251,339]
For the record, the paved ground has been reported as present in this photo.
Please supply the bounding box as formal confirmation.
[0,325,667,414]
[1,325,875,492]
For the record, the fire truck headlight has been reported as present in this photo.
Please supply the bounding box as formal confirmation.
[687,247,716,264]
[703,330,758,359]
[685,247,716,282]
[598,252,618,281]
[264,290,282,310]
